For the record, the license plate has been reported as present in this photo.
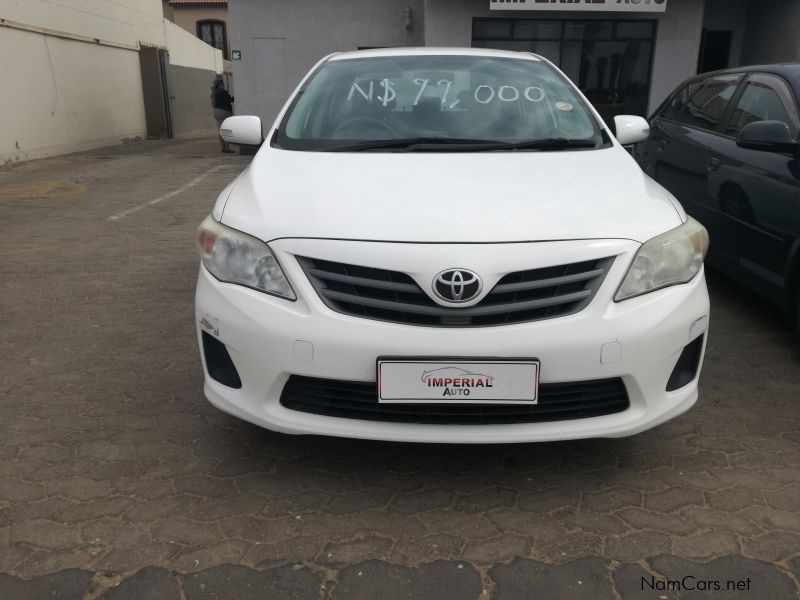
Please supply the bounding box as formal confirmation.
[377,359,539,404]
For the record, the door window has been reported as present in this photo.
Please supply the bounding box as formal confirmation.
[661,74,741,131]
[726,74,800,138]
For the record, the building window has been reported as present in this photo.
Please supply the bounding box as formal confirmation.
[198,20,227,59]
[473,18,657,120]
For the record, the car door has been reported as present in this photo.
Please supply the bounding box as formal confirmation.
[704,73,800,300]
[639,73,743,224]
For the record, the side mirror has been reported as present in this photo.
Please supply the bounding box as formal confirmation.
[737,120,799,154]
[613,115,650,146]
[220,116,263,146]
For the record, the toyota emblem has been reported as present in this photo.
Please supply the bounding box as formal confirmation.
[433,269,482,303]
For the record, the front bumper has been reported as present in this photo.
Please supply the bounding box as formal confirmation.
[195,238,710,444]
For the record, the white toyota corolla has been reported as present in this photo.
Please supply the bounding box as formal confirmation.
[196,48,710,444]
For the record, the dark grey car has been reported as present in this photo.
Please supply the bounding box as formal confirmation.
[635,64,800,325]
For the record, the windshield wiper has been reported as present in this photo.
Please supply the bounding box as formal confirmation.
[496,138,598,150]
[320,137,599,152]
[321,137,504,152]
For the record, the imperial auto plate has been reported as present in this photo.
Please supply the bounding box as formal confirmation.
[377,359,539,404]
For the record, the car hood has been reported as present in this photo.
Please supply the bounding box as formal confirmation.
[219,146,682,244]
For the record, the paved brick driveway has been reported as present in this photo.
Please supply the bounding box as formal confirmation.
[1,135,799,598]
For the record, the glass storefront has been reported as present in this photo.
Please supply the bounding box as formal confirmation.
[473,18,657,121]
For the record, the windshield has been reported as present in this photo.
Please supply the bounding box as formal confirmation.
[274,55,604,152]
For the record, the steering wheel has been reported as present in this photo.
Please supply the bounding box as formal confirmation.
[331,116,398,139]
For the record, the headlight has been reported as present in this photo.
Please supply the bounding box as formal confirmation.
[615,217,708,302]
[197,215,296,300]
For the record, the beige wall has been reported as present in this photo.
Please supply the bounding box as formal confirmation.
[0,26,147,165]
[0,0,225,162]
[1,0,165,48]
[165,19,224,72]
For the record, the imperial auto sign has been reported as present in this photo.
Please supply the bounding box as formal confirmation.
[490,0,668,12]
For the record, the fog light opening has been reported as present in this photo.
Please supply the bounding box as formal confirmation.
[202,332,242,389]
[666,335,705,392]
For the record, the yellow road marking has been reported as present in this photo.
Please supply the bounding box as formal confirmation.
[0,244,61,257]
[0,180,87,198]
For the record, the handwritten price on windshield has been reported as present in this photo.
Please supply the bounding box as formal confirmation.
[347,78,546,108]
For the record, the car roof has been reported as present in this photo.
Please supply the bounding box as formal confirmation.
[328,47,543,62]
[695,63,800,79]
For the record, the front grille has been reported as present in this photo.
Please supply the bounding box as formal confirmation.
[296,256,614,327]
[280,375,629,425]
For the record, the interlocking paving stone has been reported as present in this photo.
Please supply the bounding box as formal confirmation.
[331,560,482,600]
[672,531,740,560]
[741,531,800,562]
[487,508,567,539]
[582,488,642,513]
[462,535,531,564]
[389,535,464,564]
[645,486,706,513]
[490,557,613,600]
[0,479,45,503]
[100,567,181,600]
[617,508,696,536]
[613,564,679,599]
[389,489,454,514]
[765,485,800,511]
[9,519,81,550]
[0,569,92,600]
[648,555,797,599]
[555,508,627,535]
[604,532,672,564]
[790,556,800,582]
[324,488,394,515]
[453,487,517,512]
[183,564,323,600]
[707,487,764,512]
[321,536,394,566]
[741,505,800,533]
[168,540,253,573]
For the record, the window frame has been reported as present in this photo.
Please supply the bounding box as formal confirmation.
[197,19,228,60]
[655,72,746,138]
[471,17,658,117]
[722,72,800,140]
